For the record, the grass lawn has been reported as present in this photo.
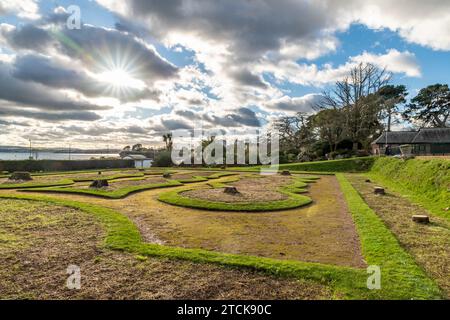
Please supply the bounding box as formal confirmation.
[158,174,313,212]
[0,198,330,299]
[0,160,446,300]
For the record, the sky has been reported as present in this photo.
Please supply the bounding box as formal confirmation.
[0,0,449,149]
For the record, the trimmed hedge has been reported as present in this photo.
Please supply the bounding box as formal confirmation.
[0,159,134,173]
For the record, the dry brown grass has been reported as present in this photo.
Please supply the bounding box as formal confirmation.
[0,198,331,300]
[346,174,450,298]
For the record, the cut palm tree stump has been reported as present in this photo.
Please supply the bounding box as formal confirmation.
[224,186,240,195]
[9,172,32,181]
[281,171,291,176]
[163,173,171,178]
[90,179,109,188]
[374,187,385,195]
[412,215,430,224]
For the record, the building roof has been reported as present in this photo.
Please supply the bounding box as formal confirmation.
[411,128,450,144]
[372,128,450,145]
[372,131,418,145]
[123,154,151,160]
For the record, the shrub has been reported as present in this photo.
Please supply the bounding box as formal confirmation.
[9,171,33,181]
[153,151,173,167]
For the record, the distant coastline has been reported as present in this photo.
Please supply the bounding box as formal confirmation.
[0,151,119,161]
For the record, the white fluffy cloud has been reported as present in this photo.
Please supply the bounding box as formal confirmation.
[0,0,40,20]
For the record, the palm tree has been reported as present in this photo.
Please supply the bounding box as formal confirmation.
[163,133,173,151]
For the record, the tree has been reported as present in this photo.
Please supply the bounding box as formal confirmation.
[378,85,408,132]
[273,112,315,158]
[403,84,450,128]
[132,144,143,151]
[319,63,392,150]
[311,109,345,152]
[122,146,131,151]
[162,133,173,151]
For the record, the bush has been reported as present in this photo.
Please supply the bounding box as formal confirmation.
[9,171,33,181]
[277,157,376,173]
[153,151,173,167]
[0,159,134,172]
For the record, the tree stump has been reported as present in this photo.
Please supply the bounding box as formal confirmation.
[374,187,385,195]
[90,179,109,188]
[224,186,240,195]
[365,179,371,183]
[280,170,291,176]
[9,172,33,181]
[412,215,430,224]
[163,172,171,178]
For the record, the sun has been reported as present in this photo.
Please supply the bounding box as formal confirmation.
[97,68,145,90]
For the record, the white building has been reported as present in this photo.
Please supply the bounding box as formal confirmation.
[123,154,153,169]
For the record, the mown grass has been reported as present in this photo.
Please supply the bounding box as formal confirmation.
[158,176,311,212]
[0,186,442,299]
[367,157,449,220]
[0,179,75,189]
[23,180,183,199]
[71,172,145,182]
[336,173,442,299]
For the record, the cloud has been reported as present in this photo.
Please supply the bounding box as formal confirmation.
[0,0,40,20]
[0,106,102,122]
[264,49,421,86]
[12,54,161,102]
[263,94,323,113]
[203,108,261,127]
[0,60,109,115]
[350,49,421,77]
[1,23,179,83]
[0,24,53,51]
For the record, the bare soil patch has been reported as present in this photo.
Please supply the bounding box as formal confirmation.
[347,174,450,297]
[182,175,290,203]
[0,198,331,299]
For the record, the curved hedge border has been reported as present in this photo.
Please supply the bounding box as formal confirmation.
[0,179,75,189]
[158,177,312,212]
[23,180,183,199]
